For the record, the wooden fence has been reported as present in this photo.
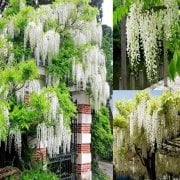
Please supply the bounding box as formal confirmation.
[119,63,165,90]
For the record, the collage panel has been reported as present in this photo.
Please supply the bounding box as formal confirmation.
[113,0,180,179]
[0,0,113,180]
[113,0,180,90]
[112,90,180,179]
[0,0,179,179]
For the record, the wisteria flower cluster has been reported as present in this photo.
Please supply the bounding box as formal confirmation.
[126,0,178,82]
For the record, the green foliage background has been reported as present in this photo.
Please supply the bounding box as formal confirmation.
[92,107,112,159]
[102,25,113,90]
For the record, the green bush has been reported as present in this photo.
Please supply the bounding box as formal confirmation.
[56,83,77,125]
[91,107,112,159]
[3,0,22,17]
[92,160,109,180]
[20,166,58,180]
[48,38,88,80]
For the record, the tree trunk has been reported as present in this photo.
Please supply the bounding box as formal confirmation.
[135,145,157,180]
[145,151,156,180]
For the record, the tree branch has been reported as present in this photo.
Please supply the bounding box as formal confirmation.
[134,145,146,166]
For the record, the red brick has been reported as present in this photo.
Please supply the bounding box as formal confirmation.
[78,104,91,114]
[76,144,90,153]
[73,124,91,133]
[75,163,91,173]
[32,148,46,161]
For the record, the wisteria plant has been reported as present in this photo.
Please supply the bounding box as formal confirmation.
[114,91,180,179]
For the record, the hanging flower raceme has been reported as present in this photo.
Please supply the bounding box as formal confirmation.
[7,20,14,39]
[6,128,22,158]
[129,100,159,150]
[0,35,14,63]
[24,22,60,66]
[55,2,75,27]
[37,116,71,157]
[0,102,9,143]
[126,0,179,82]
[23,2,77,66]
[70,17,102,46]
[128,91,180,151]
[14,129,22,158]
[72,45,110,110]
[36,90,71,157]
[44,91,60,121]
[139,11,160,82]
[126,3,142,72]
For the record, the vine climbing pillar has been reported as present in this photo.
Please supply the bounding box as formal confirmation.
[72,92,92,180]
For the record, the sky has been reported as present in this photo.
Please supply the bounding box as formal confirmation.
[102,0,113,28]
[111,90,163,115]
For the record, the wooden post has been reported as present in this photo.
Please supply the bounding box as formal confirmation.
[130,73,135,90]
[121,16,127,90]
[119,77,123,90]
[139,70,144,89]
[159,63,164,79]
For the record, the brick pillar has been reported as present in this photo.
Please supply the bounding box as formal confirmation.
[32,147,47,169]
[74,104,92,180]
[32,147,47,162]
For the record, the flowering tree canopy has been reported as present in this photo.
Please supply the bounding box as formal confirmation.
[114,91,180,179]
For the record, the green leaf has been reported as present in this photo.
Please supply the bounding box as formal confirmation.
[18,60,39,81]
[113,115,128,128]
[91,106,112,159]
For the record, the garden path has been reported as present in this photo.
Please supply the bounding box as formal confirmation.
[98,161,113,180]
[147,76,180,90]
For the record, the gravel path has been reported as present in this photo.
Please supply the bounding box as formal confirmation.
[146,76,180,90]
[98,161,113,180]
